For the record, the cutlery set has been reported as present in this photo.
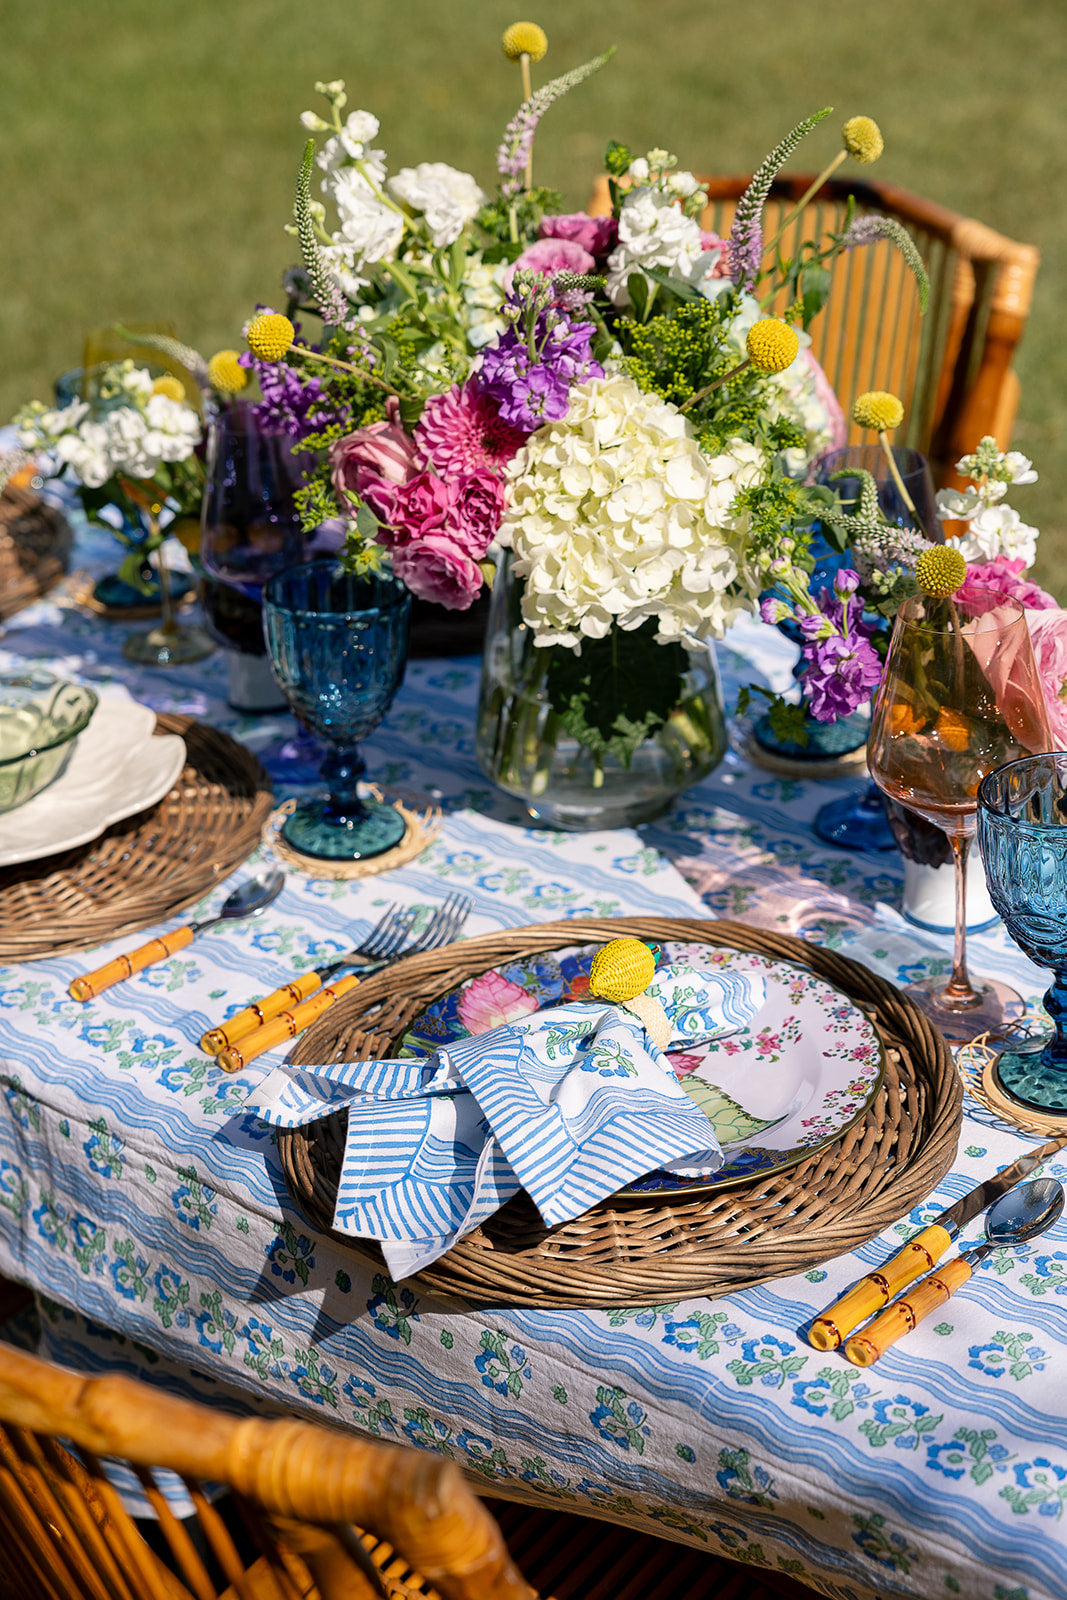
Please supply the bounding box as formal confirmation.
[67,870,474,1073]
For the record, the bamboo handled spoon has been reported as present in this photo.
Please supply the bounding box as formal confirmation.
[844,1177,1065,1367]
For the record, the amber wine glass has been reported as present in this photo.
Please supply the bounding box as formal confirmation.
[868,589,1051,1042]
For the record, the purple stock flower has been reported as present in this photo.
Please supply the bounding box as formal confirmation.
[797,569,883,721]
[478,307,602,433]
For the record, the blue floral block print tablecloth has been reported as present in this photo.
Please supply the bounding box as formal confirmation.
[1,514,1066,1600]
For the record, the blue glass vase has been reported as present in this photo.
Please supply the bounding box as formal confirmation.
[263,560,411,860]
[978,755,1067,1113]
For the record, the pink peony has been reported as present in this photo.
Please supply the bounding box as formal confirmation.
[458,971,540,1033]
[416,382,527,477]
[1025,608,1067,746]
[539,211,617,259]
[956,555,1058,612]
[330,414,422,502]
[391,533,485,611]
[451,470,507,558]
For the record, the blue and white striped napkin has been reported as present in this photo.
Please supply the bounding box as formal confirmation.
[246,961,763,1279]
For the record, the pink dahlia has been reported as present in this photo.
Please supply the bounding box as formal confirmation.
[956,555,1058,612]
[416,383,528,477]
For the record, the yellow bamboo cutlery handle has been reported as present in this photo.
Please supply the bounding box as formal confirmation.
[844,1256,975,1367]
[200,971,324,1054]
[215,975,361,1073]
[807,1224,953,1350]
[69,926,197,1002]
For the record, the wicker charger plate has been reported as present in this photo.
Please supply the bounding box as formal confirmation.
[0,715,273,962]
[277,917,962,1308]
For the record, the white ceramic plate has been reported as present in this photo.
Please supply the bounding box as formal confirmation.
[402,942,885,1197]
[0,699,186,867]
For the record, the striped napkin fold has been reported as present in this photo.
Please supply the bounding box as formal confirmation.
[246,961,764,1279]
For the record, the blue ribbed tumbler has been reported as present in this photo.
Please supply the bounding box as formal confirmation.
[978,753,1067,1114]
[263,560,411,860]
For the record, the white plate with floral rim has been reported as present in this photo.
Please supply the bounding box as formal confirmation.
[0,698,186,867]
[400,940,885,1197]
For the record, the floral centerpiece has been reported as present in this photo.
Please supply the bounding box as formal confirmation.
[236,24,927,824]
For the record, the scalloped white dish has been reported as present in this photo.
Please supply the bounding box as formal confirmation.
[0,699,186,867]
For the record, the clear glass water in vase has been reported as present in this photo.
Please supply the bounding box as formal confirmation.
[475,551,728,831]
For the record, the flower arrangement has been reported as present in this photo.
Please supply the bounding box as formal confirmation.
[235,25,927,780]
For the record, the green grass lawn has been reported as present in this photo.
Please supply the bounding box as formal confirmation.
[3,0,1065,586]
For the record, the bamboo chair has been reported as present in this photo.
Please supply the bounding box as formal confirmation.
[0,1342,820,1600]
[589,172,1039,486]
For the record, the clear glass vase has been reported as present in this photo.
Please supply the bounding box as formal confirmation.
[475,552,728,830]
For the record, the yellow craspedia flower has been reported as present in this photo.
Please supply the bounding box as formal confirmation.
[207,350,249,395]
[502,21,547,62]
[151,375,186,403]
[745,318,800,375]
[915,545,968,598]
[852,390,904,431]
[587,939,656,1004]
[246,313,295,363]
[842,116,884,164]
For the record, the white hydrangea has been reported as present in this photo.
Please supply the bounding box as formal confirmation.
[496,373,765,649]
[605,187,706,307]
[387,162,486,248]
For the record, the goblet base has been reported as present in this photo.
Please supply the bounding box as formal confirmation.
[122,620,215,667]
[992,1039,1067,1116]
[281,796,407,861]
[813,784,897,851]
[904,974,1026,1046]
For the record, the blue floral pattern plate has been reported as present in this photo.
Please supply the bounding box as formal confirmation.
[401,941,884,1197]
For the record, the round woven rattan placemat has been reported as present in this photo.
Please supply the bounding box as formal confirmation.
[0,715,274,962]
[277,917,962,1308]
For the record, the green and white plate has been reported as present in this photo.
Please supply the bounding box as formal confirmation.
[401,940,885,1197]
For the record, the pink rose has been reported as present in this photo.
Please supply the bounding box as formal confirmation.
[957,556,1057,612]
[1026,608,1067,746]
[458,971,540,1034]
[452,470,506,559]
[391,534,485,611]
[539,211,617,259]
[330,417,422,502]
[365,470,456,549]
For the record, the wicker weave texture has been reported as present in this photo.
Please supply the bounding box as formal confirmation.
[0,486,71,622]
[278,918,962,1308]
[0,715,273,962]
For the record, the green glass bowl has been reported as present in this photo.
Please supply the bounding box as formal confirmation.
[0,672,99,814]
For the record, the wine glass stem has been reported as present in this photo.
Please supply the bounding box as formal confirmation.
[942,832,979,1005]
[156,544,178,639]
[1042,969,1067,1068]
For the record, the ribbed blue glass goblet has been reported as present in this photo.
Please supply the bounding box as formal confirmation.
[263,560,411,860]
[978,753,1067,1113]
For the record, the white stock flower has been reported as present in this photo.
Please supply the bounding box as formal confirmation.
[935,487,982,520]
[497,374,764,649]
[387,162,485,247]
[462,258,509,349]
[1003,450,1038,485]
[954,502,1039,566]
[327,183,405,271]
[605,187,706,306]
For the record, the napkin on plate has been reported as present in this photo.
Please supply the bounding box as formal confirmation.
[246,960,764,1279]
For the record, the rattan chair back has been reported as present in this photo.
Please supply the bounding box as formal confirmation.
[589,172,1038,481]
[0,1344,536,1600]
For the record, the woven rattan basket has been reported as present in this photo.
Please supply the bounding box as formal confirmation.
[0,486,72,622]
[278,918,962,1308]
[0,714,273,962]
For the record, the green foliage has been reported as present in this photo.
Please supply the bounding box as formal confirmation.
[546,622,689,767]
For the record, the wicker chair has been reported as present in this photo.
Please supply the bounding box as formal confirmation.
[589,172,1038,485]
[0,1342,820,1600]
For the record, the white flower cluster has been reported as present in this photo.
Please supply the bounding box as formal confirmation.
[497,373,765,649]
[17,366,201,492]
[604,153,709,308]
[935,438,1039,565]
[308,105,485,291]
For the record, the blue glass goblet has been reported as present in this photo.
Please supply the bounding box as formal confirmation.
[263,560,411,860]
[978,754,1067,1114]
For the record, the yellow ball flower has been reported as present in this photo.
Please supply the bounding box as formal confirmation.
[842,116,884,164]
[587,939,656,1004]
[915,545,968,598]
[745,319,800,375]
[246,313,295,363]
[208,350,249,395]
[151,375,187,403]
[851,390,904,431]
[502,21,548,62]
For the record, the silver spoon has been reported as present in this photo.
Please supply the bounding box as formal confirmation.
[845,1177,1065,1366]
[69,869,286,1001]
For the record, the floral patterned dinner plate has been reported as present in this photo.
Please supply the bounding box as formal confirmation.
[400,941,885,1198]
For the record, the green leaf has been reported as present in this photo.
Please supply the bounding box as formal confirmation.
[798,263,832,327]
[398,394,425,430]
[545,623,688,768]
[116,551,154,593]
[626,271,650,321]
